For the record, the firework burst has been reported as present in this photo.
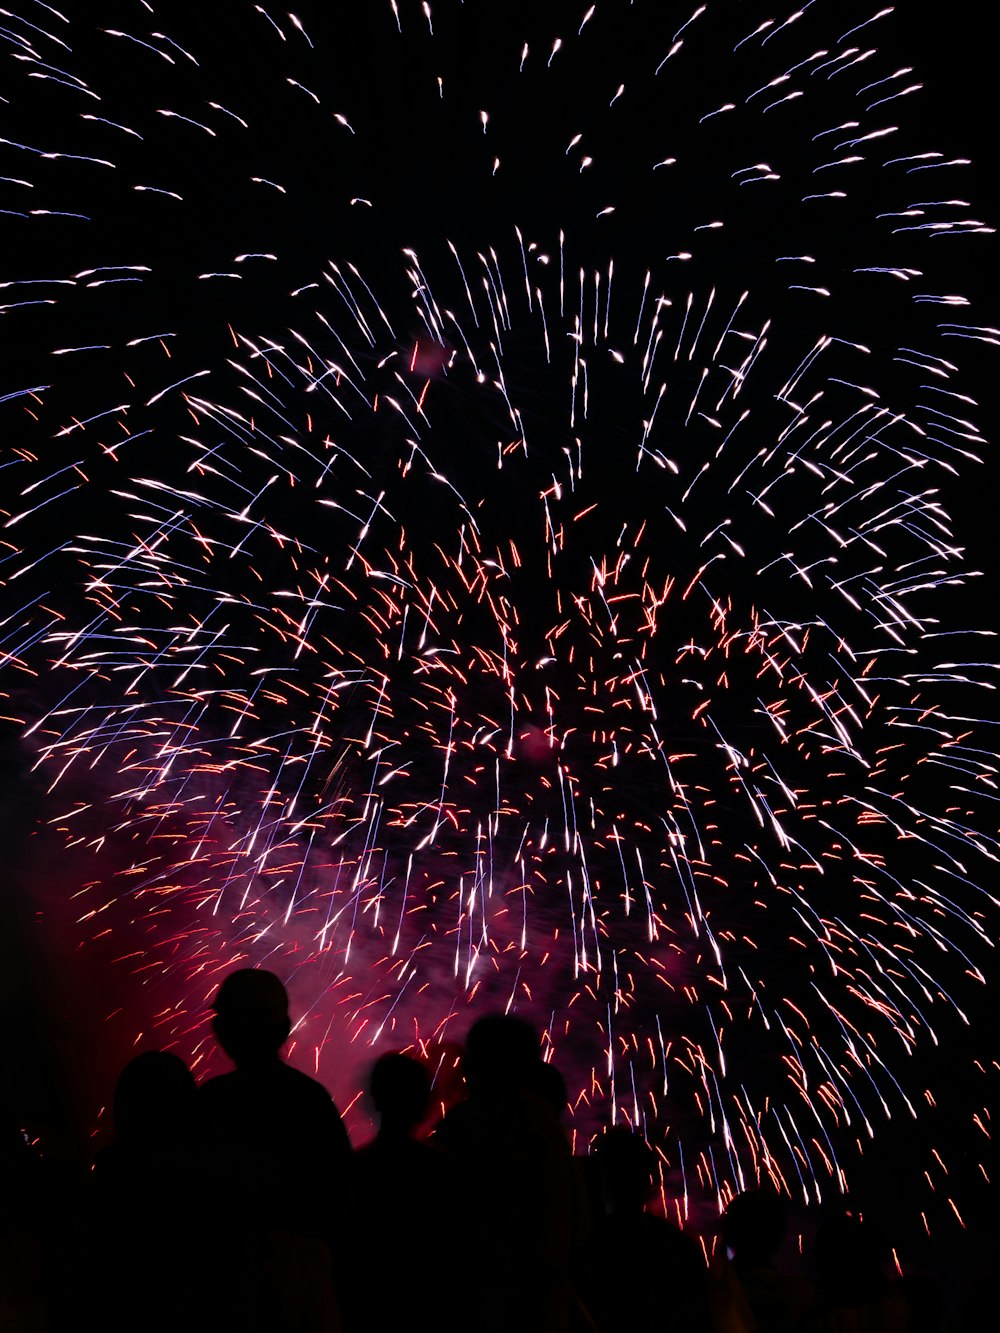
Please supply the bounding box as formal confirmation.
[1,1,996,1224]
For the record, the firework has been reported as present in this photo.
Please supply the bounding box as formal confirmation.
[1,1,996,1225]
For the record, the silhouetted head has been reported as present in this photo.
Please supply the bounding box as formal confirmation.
[462,1013,540,1096]
[113,1050,196,1146]
[211,968,291,1067]
[370,1052,431,1136]
[595,1127,656,1215]
[722,1189,789,1267]
[528,1059,568,1120]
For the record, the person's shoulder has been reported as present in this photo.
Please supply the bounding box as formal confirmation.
[275,1063,352,1140]
[197,1069,239,1100]
[650,1213,701,1251]
[275,1061,334,1102]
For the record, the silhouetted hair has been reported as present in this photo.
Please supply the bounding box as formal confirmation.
[462,1013,540,1092]
[211,968,291,1064]
[370,1052,431,1130]
[529,1060,568,1118]
[112,1050,196,1145]
[595,1127,656,1213]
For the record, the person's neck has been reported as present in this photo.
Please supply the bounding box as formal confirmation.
[233,1051,284,1073]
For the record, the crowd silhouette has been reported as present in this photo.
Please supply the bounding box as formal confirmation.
[0,968,988,1331]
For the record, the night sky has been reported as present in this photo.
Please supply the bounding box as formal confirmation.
[1,0,997,1246]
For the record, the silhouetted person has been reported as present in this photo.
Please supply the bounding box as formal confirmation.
[0,1115,48,1332]
[1,1096,90,1333]
[718,1188,813,1332]
[344,1053,458,1333]
[82,1051,214,1332]
[95,1049,196,1178]
[531,1058,570,1126]
[198,969,352,1227]
[196,968,350,1328]
[436,1015,581,1333]
[368,1050,433,1141]
[575,1127,711,1333]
